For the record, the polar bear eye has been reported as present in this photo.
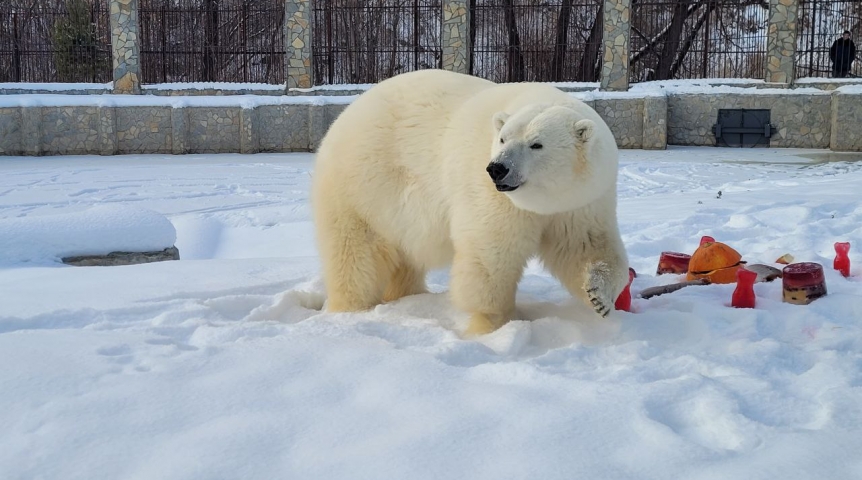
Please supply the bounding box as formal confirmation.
[530,143,543,150]
[500,138,505,144]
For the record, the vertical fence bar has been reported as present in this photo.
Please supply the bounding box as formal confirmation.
[414,0,420,70]
[159,5,166,83]
[809,0,816,77]
[701,0,711,78]
[12,10,22,82]
[326,4,333,84]
[241,2,248,82]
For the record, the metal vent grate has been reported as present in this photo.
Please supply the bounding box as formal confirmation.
[712,109,776,148]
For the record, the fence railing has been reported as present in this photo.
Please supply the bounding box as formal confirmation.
[0,0,111,83]
[311,0,443,85]
[2,0,861,87]
[796,0,861,78]
[470,0,603,83]
[630,0,769,83]
[138,0,285,84]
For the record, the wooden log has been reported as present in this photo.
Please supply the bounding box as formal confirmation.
[638,279,710,299]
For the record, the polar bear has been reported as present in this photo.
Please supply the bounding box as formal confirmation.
[311,69,629,335]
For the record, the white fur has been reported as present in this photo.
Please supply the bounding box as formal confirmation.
[311,70,629,335]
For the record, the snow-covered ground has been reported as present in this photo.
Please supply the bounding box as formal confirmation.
[1,147,861,480]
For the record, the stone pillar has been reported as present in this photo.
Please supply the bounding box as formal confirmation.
[600,0,632,91]
[285,0,313,89]
[765,0,799,84]
[110,0,142,94]
[442,1,470,74]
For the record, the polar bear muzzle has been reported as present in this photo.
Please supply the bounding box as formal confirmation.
[486,162,521,192]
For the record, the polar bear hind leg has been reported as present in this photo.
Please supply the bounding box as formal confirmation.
[382,260,428,303]
[317,208,393,312]
[318,206,428,311]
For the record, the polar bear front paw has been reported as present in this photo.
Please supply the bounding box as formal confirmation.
[584,261,616,318]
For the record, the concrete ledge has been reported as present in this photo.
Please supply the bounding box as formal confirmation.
[62,246,180,267]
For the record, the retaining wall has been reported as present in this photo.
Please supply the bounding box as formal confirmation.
[667,90,834,148]
[2,85,861,156]
[0,98,349,156]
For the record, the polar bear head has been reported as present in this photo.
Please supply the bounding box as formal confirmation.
[488,104,618,215]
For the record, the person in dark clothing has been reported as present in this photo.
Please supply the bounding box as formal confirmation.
[830,30,857,78]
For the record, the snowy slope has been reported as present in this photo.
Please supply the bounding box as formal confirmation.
[0,148,860,480]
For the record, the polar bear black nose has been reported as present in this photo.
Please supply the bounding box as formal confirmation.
[486,163,510,183]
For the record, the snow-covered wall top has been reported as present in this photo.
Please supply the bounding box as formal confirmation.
[143,82,286,91]
[0,94,358,109]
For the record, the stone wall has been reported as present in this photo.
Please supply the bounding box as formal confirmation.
[0,100,348,157]
[573,93,666,150]
[1,95,658,156]
[642,95,668,150]
[667,92,833,148]
[116,107,173,154]
[594,98,645,149]
[831,90,862,152]
[5,88,862,156]
[0,108,22,154]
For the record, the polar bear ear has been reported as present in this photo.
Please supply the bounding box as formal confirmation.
[573,119,595,143]
[493,112,510,132]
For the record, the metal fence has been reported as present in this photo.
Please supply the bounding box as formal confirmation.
[138,0,285,84]
[630,0,769,82]
[796,0,861,78]
[312,0,442,85]
[0,0,111,83]
[5,0,862,86]
[470,0,604,83]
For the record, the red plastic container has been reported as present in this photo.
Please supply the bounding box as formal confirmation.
[656,251,692,275]
[782,262,827,305]
[615,268,637,312]
[731,267,757,309]
[834,242,851,277]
